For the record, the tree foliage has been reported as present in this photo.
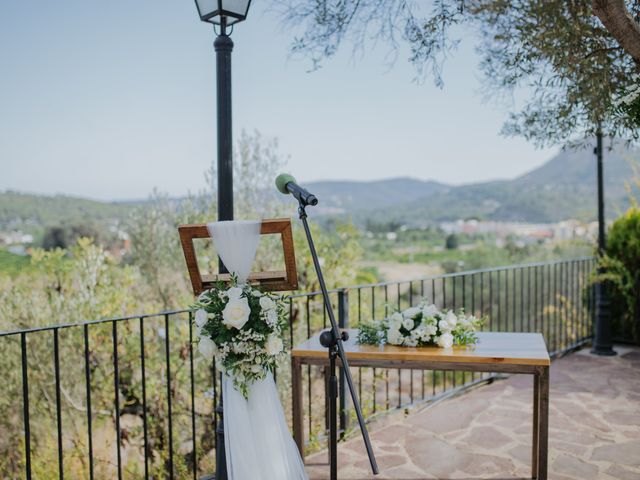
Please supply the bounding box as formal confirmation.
[281,0,640,144]
[597,206,640,341]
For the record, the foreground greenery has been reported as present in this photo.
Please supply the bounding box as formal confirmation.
[0,132,366,479]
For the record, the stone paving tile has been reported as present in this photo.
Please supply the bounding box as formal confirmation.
[305,345,640,479]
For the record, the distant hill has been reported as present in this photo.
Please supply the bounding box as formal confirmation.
[2,143,638,232]
[308,142,640,224]
[306,177,449,213]
[0,191,132,231]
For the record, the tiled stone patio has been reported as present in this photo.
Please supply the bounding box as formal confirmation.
[305,345,640,479]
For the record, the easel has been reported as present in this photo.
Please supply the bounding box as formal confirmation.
[178,218,298,480]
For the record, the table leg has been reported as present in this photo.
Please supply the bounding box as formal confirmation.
[292,357,304,460]
[538,366,549,480]
[532,372,539,479]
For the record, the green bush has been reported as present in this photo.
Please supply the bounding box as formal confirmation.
[597,207,640,342]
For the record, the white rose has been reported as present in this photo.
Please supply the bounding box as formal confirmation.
[387,328,402,345]
[388,312,403,330]
[265,334,283,356]
[422,304,439,318]
[437,333,454,348]
[252,289,263,297]
[414,326,430,341]
[226,286,244,299]
[198,337,218,359]
[266,309,278,326]
[438,319,452,332]
[445,310,457,328]
[403,307,421,319]
[222,296,251,330]
[259,296,276,311]
[195,309,209,327]
[402,317,415,331]
[403,337,418,347]
[426,324,438,337]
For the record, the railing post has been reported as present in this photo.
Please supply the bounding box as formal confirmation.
[338,289,350,437]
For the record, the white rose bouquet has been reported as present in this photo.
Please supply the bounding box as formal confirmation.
[357,299,483,348]
[192,277,288,399]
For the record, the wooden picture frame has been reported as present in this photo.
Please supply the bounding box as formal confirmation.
[178,218,298,295]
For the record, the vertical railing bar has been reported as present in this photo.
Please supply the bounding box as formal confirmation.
[139,317,150,480]
[564,261,569,351]
[443,277,447,391]
[385,369,390,410]
[21,332,32,480]
[498,270,502,331]
[489,271,493,331]
[527,267,532,332]
[471,273,475,382]
[462,274,466,312]
[534,266,538,334]
[452,275,457,388]
[574,261,579,344]
[83,325,94,480]
[355,303,362,418]
[580,260,585,341]
[541,264,546,344]
[520,267,524,332]
[431,278,435,305]
[188,312,197,480]
[54,329,64,480]
[453,275,457,309]
[409,280,414,305]
[164,314,175,480]
[112,321,123,480]
[480,272,484,326]
[421,277,426,394]
[306,297,312,441]
[289,299,294,354]
[442,277,447,310]
[383,285,388,317]
[512,268,516,332]
[504,269,508,331]
[372,286,376,319]
[553,263,558,354]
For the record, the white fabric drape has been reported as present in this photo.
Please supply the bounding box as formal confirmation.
[208,220,308,480]
[223,373,308,480]
[207,220,261,284]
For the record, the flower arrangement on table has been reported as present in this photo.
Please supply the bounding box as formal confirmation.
[192,277,288,399]
[357,299,484,348]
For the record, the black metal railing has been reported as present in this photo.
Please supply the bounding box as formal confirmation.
[0,257,596,479]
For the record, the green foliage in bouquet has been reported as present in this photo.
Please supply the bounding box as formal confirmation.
[191,276,289,398]
[357,299,484,348]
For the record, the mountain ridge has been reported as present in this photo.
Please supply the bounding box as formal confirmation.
[306,143,639,223]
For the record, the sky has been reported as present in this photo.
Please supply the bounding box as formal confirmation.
[0,1,557,201]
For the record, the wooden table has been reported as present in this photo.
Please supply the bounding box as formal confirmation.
[291,330,550,480]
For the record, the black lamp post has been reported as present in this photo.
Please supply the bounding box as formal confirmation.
[193,1,252,478]
[591,127,616,356]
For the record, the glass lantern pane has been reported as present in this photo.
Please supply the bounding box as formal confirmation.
[195,0,220,18]
[222,0,250,17]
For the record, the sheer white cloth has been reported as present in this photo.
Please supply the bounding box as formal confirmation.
[207,220,261,284]
[208,220,308,480]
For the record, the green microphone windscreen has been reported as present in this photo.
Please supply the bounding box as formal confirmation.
[275,173,296,194]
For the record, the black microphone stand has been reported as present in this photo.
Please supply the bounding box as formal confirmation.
[296,200,379,480]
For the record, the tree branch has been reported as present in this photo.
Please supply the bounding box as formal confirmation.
[593,0,640,64]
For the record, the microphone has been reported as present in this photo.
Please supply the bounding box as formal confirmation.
[275,173,319,207]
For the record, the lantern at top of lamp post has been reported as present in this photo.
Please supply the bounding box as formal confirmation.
[194,0,252,25]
